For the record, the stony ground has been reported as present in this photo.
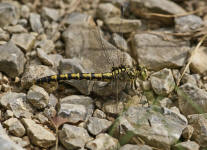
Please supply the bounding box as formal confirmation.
[0,0,207,150]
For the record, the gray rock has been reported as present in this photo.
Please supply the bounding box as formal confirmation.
[175,15,204,33]
[20,5,30,18]
[150,68,175,95]
[21,65,57,89]
[5,110,14,119]
[93,109,106,119]
[42,7,60,21]
[87,117,112,135]
[177,83,207,115]
[188,113,207,147]
[37,48,54,66]
[48,54,63,69]
[181,74,197,86]
[105,17,141,33]
[182,125,194,140]
[0,28,9,41]
[131,33,190,70]
[190,46,207,74]
[0,41,26,78]
[173,141,199,150]
[97,3,121,20]
[112,33,128,52]
[34,34,55,54]
[64,12,95,26]
[85,133,119,150]
[3,118,25,137]
[10,136,30,148]
[130,0,186,24]
[34,113,49,124]
[159,97,173,108]
[11,33,37,52]
[58,95,94,123]
[59,124,93,150]
[102,100,124,115]
[0,124,25,150]
[27,85,49,109]
[0,3,19,27]
[120,144,153,150]
[116,106,187,150]
[22,118,55,148]
[29,13,43,33]
[0,92,32,118]
[4,25,27,33]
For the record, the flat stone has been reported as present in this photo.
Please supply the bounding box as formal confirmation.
[22,118,55,148]
[120,144,153,150]
[175,15,204,33]
[188,113,207,147]
[3,118,25,137]
[97,3,121,20]
[10,136,30,148]
[0,124,24,150]
[105,17,141,33]
[4,25,27,33]
[173,141,199,150]
[37,48,54,66]
[182,125,194,140]
[0,41,26,78]
[0,3,19,27]
[85,133,119,150]
[27,85,49,109]
[116,106,187,150]
[150,68,175,95]
[87,117,112,135]
[11,33,36,52]
[0,27,9,40]
[131,33,190,70]
[59,124,92,150]
[42,7,60,21]
[177,83,207,115]
[190,46,207,74]
[29,13,43,33]
[58,95,94,123]
[64,12,95,26]
[93,109,106,119]
[112,33,128,52]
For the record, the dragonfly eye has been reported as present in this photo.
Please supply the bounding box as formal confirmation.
[136,66,148,80]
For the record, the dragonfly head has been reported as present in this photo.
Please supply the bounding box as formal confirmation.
[136,65,148,80]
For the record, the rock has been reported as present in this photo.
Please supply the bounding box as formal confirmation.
[0,3,19,27]
[34,34,55,54]
[87,117,112,135]
[129,0,186,24]
[48,94,58,107]
[27,85,49,109]
[102,100,124,115]
[97,3,121,20]
[42,7,60,21]
[150,68,175,95]
[29,13,43,33]
[173,141,199,150]
[105,17,141,33]
[21,65,57,89]
[11,33,37,52]
[177,83,207,115]
[58,95,94,123]
[93,109,106,119]
[20,5,30,18]
[190,46,207,74]
[3,118,25,137]
[159,97,173,108]
[0,124,24,150]
[188,113,207,147]
[10,136,30,148]
[0,92,32,118]
[22,118,55,148]
[119,144,153,150]
[116,106,187,150]
[0,28,9,41]
[85,133,119,150]
[34,113,48,124]
[59,124,92,150]
[131,33,190,70]
[4,25,27,33]
[48,54,63,68]
[64,12,95,26]
[112,33,128,52]
[0,41,26,78]
[182,125,194,140]
[36,48,54,66]
[175,15,204,33]
[5,110,14,119]
[181,74,198,86]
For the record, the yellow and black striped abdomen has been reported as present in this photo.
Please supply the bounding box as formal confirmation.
[35,72,114,84]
